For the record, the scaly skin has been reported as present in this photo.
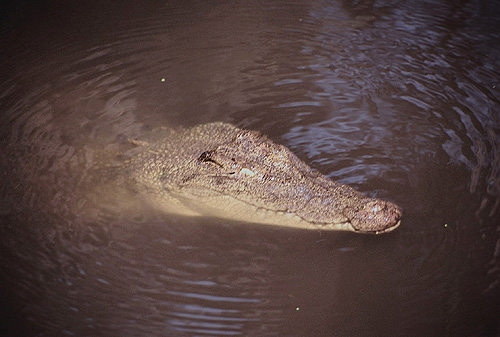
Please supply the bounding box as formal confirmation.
[124,123,402,234]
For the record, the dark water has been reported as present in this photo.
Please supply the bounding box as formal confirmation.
[1,0,499,336]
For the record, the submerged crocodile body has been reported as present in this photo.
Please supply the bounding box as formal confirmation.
[124,122,402,234]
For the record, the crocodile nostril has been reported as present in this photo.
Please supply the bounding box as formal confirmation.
[364,201,386,213]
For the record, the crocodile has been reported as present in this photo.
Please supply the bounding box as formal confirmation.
[123,122,402,234]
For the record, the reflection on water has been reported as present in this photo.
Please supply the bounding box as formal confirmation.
[1,0,499,336]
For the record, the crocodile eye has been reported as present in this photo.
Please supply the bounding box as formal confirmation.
[198,151,211,162]
[197,151,223,168]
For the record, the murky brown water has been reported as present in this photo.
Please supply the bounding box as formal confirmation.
[1,0,499,336]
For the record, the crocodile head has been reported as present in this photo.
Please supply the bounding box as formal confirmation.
[132,123,402,234]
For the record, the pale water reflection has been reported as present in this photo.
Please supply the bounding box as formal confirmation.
[0,0,499,336]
